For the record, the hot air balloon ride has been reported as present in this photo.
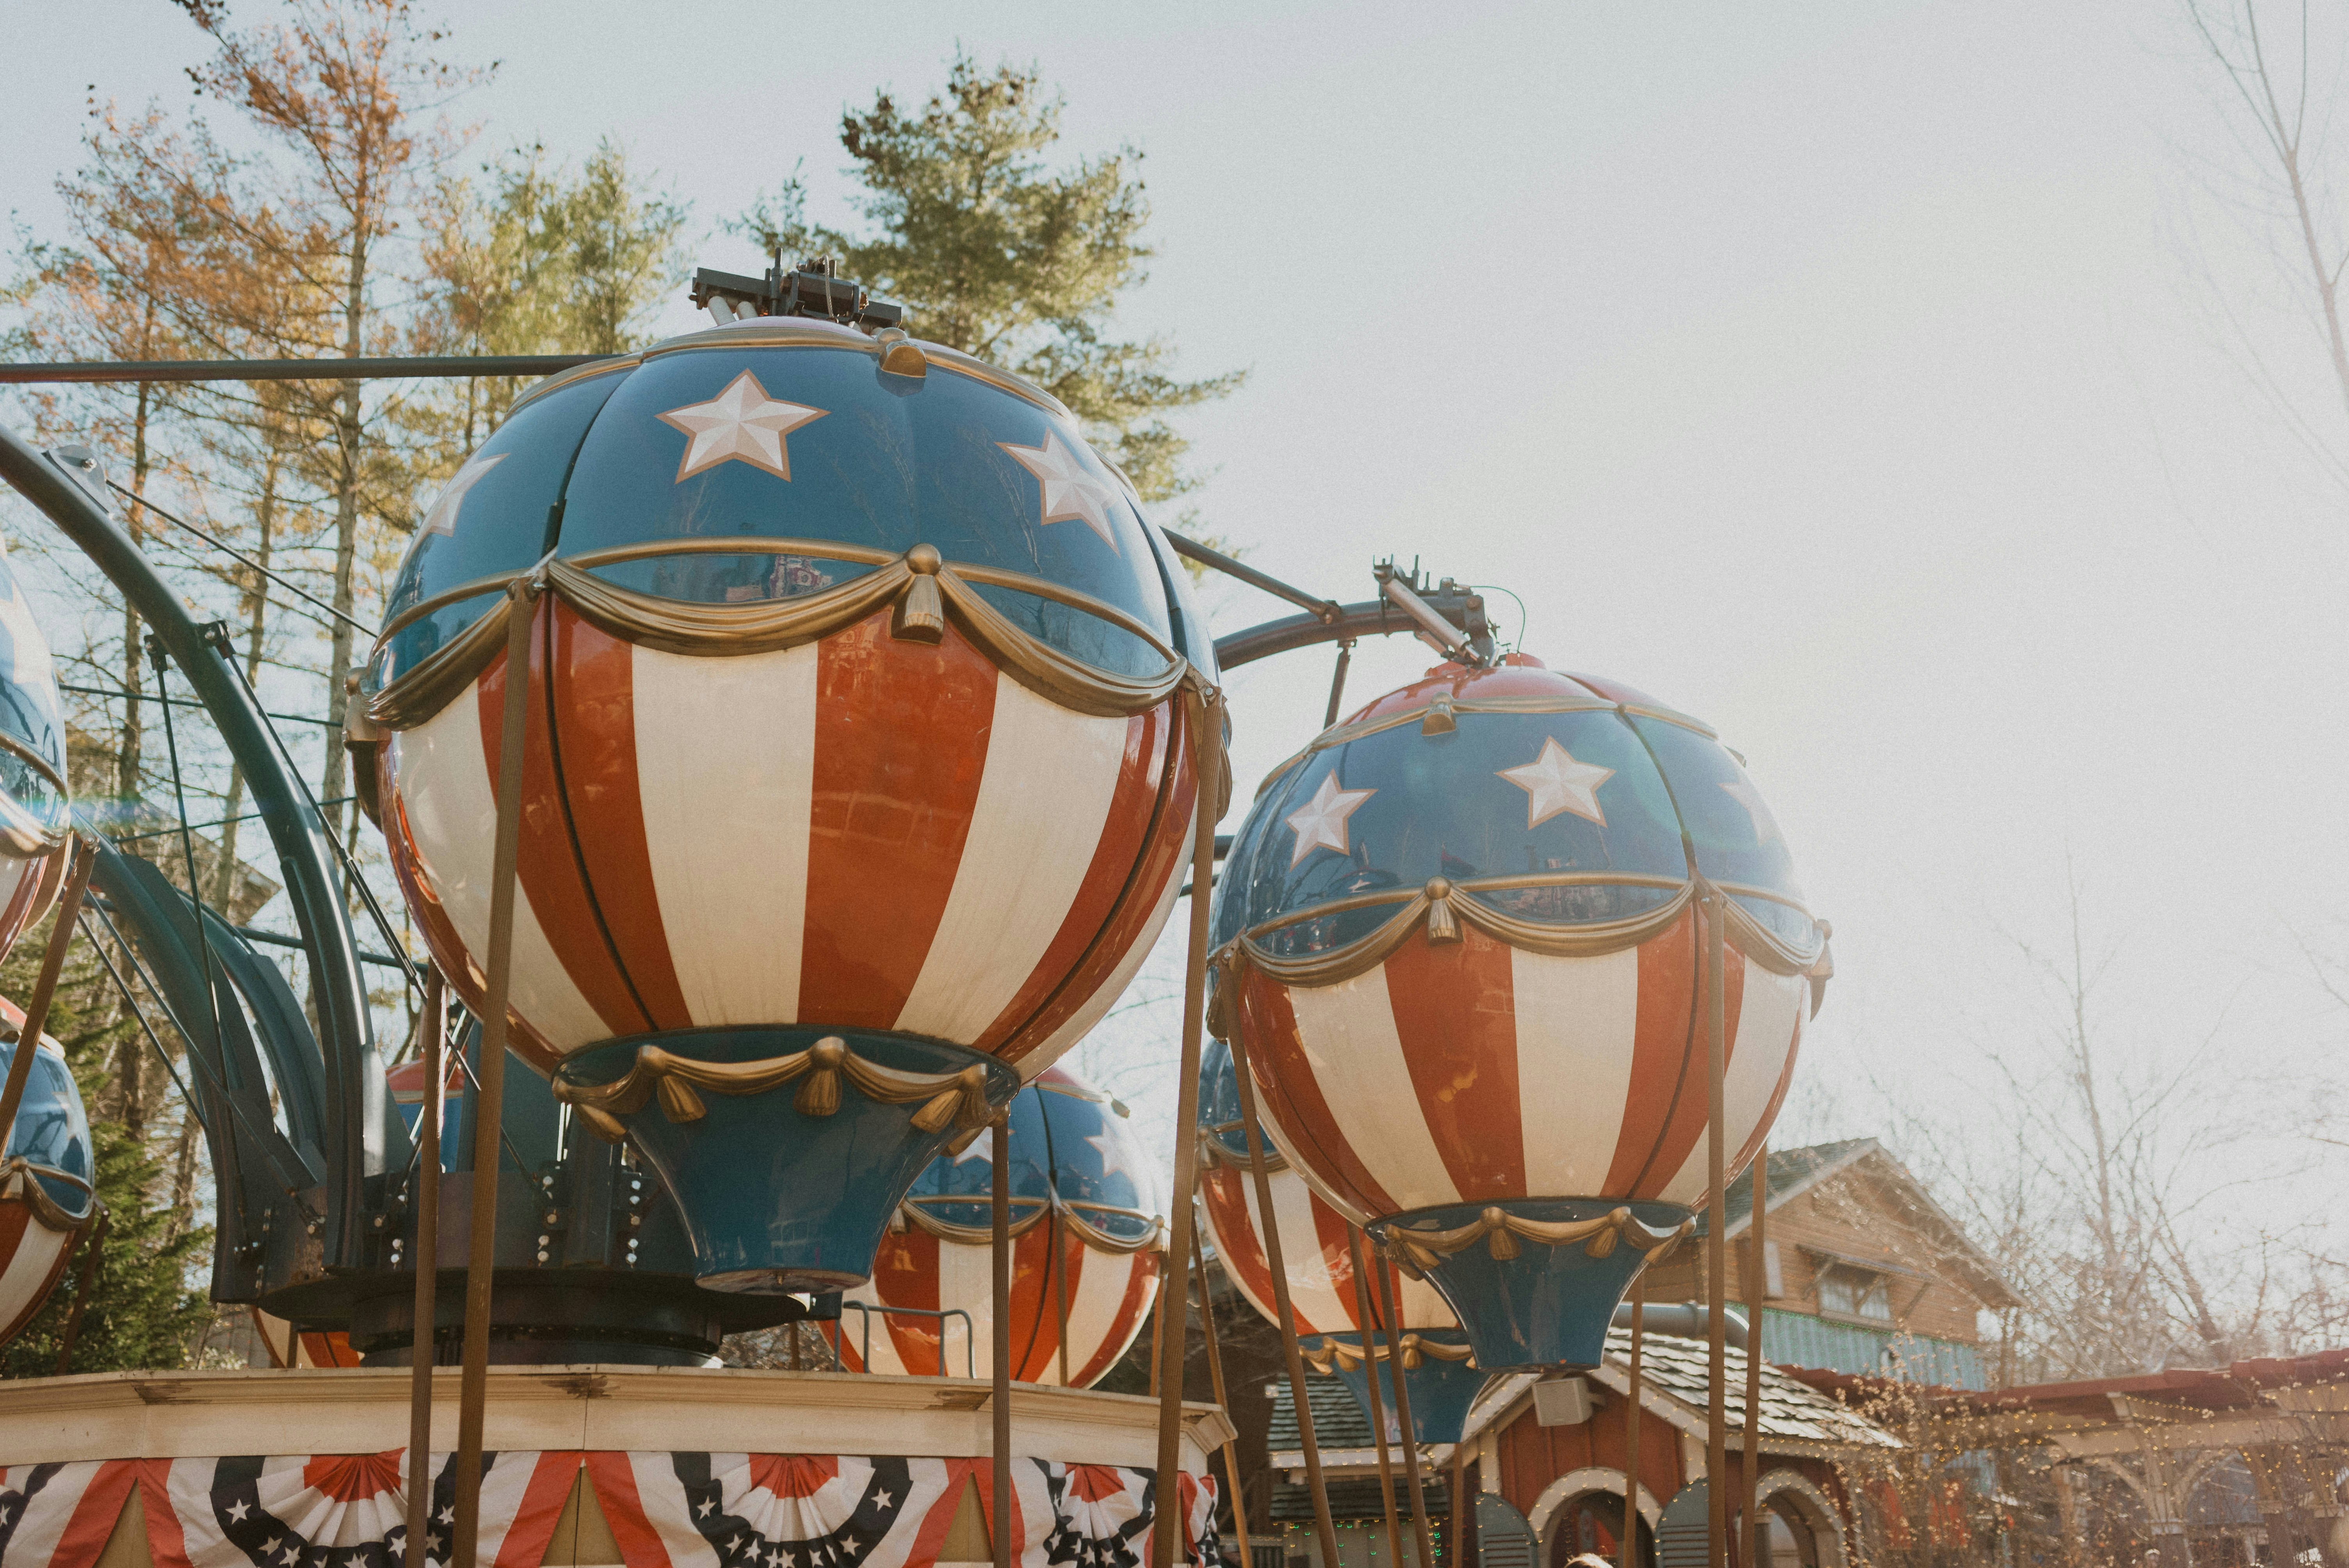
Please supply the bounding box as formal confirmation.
[831,1064,1162,1384]
[361,273,1216,1294]
[0,1007,94,1349]
[1195,1037,1485,1442]
[1210,655,1829,1371]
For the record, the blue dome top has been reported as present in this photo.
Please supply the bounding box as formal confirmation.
[1,1037,93,1219]
[902,1066,1158,1246]
[1211,661,1820,961]
[372,319,1216,696]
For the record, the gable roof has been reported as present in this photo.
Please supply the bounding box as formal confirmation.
[1697,1139,2022,1310]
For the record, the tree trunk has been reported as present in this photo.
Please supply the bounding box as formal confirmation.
[211,453,279,913]
[321,196,369,848]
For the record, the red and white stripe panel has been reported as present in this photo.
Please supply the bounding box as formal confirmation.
[251,1307,363,1369]
[0,1459,142,1568]
[831,1220,1158,1386]
[0,843,67,970]
[0,1188,75,1349]
[1236,907,1807,1221]
[1197,1160,1454,1336]
[383,604,1193,1077]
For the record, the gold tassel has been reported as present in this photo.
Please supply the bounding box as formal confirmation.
[576,1106,629,1144]
[892,544,946,643]
[1584,1209,1627,1258]
[1399,1335,1424,1371]
[1426,898,1459,944]
[1483,1207,1520,1260]
[911,1087,962,1134]
[1421,696,1457,735]
[657,1076,707,1123]
[794,1037,848,1117]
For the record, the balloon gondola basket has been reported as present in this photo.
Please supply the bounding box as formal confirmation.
[1299,1327,1486,1445]
[551,1027,1020,1294]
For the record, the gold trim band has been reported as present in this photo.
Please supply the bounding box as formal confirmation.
[1378,1205,1693,1274]
[1301,1332,1477,1374]
[0,1155,93,1232]
[900,1194,1166,1255]
[366,542,1187,731]
[551,1034,996,1146]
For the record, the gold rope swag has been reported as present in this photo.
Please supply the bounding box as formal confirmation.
[1301,1331,1478,1374]
[0,1156,91,1233]
[552,1034,995,1144]
[1378,1203,1694,1274]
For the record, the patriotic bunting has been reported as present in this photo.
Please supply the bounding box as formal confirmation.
[0,1453,1215,1568]
[137,1450,579,1568]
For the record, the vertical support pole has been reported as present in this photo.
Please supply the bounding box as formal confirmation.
[1055,1208,1073,1387]
[0,840,94,1140]
[52,1207,107,1374]
[1453,1448,1470,1568]
[1346,1226,1406,1568]
[993,1105,1012,1568]
[1369,1256,1435,1568]
[1702,884,1727,1568]
[1192,1222,1254,1568]
[1152,685,1223,1568]
[1226,1028,1342,1568]
[1324,640,1355,730]
[405,966,445,1568]
[1624,1279,1645,1568]
[1743,1142,1765,1568]
[451,584,535,1568]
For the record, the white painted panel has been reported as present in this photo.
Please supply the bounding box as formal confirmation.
[1058,1245,1153,1388]
[1016,807,1188,1079]
[632,641,816,1025]
[1286,969,1462,1214]
[1511,946,1642,1197]
[893,680,1130,1044]
[0,1218,69,1333]
[395,695,609,1053]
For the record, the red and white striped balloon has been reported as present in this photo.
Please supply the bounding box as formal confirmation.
[1196,1157,1454,1337]
[831,1220,1158,1386]
[250,1307,362,1369]
[381,604,1193,1080]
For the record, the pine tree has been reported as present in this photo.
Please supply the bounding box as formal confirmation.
[736,50,1243,512]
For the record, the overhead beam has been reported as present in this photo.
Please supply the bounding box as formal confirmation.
[0,355,613,385]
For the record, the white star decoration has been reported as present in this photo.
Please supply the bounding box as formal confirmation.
[419,450,506,538]
[657,371,828,483]
[1497,736,1615,829]
[996,429,1121,551]
[954,1127,995,1167]
[1284,772,1376,867]
[226,1500,250,1522]
[1718,778,1783,846]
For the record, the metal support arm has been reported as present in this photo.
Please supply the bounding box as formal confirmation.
[0,424,379,1265]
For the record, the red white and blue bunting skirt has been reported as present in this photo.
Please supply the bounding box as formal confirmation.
[0,1454,1220,1568]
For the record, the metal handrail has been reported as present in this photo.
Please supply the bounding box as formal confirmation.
[835,1301,978,1379]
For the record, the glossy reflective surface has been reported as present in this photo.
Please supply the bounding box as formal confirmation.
[1302,1327,1488,1443]
[1371,1197,1690,1373]
[0,1039,93,1216]
[554,1026,1020,1293]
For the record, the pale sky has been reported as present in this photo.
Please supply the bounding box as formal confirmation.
[6,2,2346,1294]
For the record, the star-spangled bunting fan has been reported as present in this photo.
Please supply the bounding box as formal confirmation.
[139,1450,579,1568]
[0,1461,143,1568]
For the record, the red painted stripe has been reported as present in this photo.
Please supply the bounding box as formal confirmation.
[55,1459,138,1568]
[1197,1166,1276,1319]
[978,704,1166,1056]
[1379,926,1527,1202]
[909,1459,980,1567]
[1069,1249,1158,1386]
[476,604,649,1039]
[1600,907,1698,1199]
[135,1462,192,1568]
[1624,908,1747,1201]
[495,1452,586,1568]
[1007,1222,1055,1381]
[799,615,998,1028]
[583,1453,673,1568]
[1000,701,1192,1068]
[1237,973,1401,1218]
[298,1330,362,1368]
[546,603,693,1032]
[0,1200,74,1345]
